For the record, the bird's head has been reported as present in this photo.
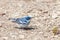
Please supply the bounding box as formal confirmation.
[25,16,32,20]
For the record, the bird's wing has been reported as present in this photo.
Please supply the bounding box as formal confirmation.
[16,17,30,25]
[16,18,27,24]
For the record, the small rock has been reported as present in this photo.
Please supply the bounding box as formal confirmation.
[0,23,2,27]
[2,13,6,16]
[54,35,58,38]
[43,11,48,13]
[52,13,58,19]
[19,35,25,38]
[2,37,8,40]
[57,30,60,34]
[0,13,6,16]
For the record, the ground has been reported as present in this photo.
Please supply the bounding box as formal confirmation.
[0,0,60,40]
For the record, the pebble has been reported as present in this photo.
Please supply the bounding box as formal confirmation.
[0,13,6,16]
[2,37,8,40]
[52,13,58,19]
[54,35,58,38]
[19,35,25,38]
[0,23,2,27]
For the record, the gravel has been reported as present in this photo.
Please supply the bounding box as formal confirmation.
[0,0,60,40]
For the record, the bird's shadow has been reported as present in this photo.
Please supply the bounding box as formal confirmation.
[15,26,36,30]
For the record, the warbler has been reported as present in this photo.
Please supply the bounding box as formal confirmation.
[9,16,32,28]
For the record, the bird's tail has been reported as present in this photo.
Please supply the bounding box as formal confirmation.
[8,18,17,22]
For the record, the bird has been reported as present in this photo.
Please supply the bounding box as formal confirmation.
[9,16,32,28]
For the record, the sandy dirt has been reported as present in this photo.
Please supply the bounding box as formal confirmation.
[0,0,60,40]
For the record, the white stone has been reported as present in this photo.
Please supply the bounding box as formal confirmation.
[2,37,8,40]
[0,23,2,27]
[19,35,25,38]
[11,12,20,17]
[52,13,58,19]
[54,35,58,38]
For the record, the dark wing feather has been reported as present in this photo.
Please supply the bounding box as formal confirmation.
[16,18,30,24]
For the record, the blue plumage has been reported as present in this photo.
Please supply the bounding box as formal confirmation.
[9,16,32,28]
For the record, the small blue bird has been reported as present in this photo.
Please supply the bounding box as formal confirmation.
[9,16,32,28]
